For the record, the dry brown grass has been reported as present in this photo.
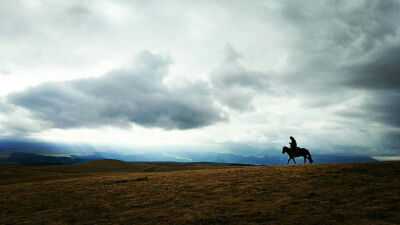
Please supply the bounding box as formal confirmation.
[0,161,399,225]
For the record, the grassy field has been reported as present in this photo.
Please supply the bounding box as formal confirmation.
[0,161,399,225]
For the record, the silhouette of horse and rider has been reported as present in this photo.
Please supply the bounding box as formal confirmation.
[282,136,313,164]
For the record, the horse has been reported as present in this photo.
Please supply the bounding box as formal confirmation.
[282,146,313,164]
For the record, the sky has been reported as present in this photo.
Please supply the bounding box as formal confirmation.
[0,0,399,156]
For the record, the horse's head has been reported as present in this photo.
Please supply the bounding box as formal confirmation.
[282,146,288,154]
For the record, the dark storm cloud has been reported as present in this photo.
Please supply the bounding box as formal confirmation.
[336,44,400,128]
[364,93,400,127]
[210,45,271,111]
[344,46,400,91]
[280,0,400,53]
[383,130,400,150]
[337,91,400,127]
[276,0,400,130]
[331,43,400,129]
[278,0,400,82]
[7,51,225,130]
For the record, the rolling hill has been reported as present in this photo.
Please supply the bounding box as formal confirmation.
[0,160,252,185]
[0,160,399,224]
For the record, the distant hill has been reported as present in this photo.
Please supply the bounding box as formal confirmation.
[36,159,252,173]
[0,139,98,157]
[311,154,377,163]
[0,152,99,165]
[0,159,253,184]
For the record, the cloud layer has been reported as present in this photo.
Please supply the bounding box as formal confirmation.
[8,51,225,130]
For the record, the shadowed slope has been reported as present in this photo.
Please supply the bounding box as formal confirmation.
[0,160,252,184]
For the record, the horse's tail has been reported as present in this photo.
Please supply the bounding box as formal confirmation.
[307,150,314,164]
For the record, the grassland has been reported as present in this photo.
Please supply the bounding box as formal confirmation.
[0,160,399,225]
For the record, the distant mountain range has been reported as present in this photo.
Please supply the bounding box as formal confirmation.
[0,139,378,165]
[0,152,98,165]
[0,151,377,165]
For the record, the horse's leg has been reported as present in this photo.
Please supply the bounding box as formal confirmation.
[304,156,306,164]
[293,157,296,164]
[287,158,291,165]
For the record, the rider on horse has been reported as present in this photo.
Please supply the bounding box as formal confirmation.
[283,136,313,164]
